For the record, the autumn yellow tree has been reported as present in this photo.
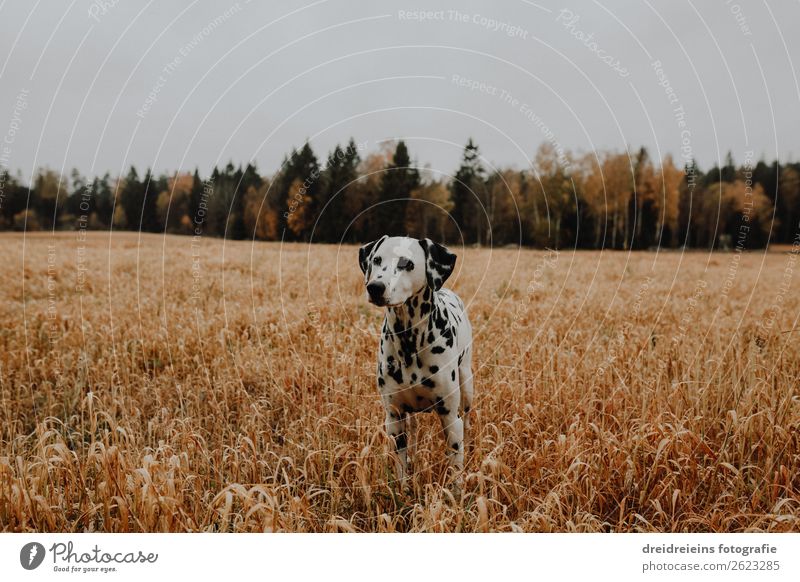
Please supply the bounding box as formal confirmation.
[286,179,313,238]
[656,155,683,247]
[346,148,393,242]
[532,143,575,248]
[33,169,66,229]
[243,180,279,240]
[576,153,606,248]
[156,172,193,234]
[405,179,453,242]
[484,169,524,246]
[778,166,799,242]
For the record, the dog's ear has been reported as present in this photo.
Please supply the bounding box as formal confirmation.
[419,238,456,291]
[358,235,387,274]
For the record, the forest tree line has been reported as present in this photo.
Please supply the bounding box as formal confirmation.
[0,138,797,249]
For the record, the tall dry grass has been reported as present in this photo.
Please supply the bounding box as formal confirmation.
[0,231,798,532]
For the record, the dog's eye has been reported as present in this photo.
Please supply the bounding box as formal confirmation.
[373,256,382,266]
[397,257,413,270]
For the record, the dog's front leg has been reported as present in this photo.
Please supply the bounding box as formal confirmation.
[385,410,408,485]
[438,408,464,493]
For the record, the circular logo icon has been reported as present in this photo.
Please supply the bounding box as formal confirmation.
[20,542,46,570]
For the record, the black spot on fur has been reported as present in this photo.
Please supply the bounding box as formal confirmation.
[434,397,449,415]
[451,442,459,450]
[387,360,403,384]
[427,332,435,344]
[451,370,456,381]
[411,372,417,381]
[378,377,385,387]
[402,404,415,415]
[464,406,471,413]
[421,377,436,388]
[390,314,417,368]
[419,239,456,290]
[359,236,386,274]
[429,365,439,373]
[431,346,445,354]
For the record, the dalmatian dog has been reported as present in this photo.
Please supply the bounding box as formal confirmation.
[359,235,474,489]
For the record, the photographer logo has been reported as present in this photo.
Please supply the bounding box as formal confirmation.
[20,542,46,570]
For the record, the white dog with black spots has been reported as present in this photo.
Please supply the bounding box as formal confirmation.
[359,236,474,490]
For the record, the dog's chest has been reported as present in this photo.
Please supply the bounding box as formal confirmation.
[381,341,438,386]
[379,345,443,413]
[376,292,465,409]
[380,301,455,375]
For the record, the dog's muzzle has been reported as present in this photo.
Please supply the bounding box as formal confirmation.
[366,281,386,305]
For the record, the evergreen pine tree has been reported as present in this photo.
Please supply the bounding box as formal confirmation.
[450,139,485,244]
[188,169,204,232]
[141,168,162,232]
[376,141,419,237]
[274,143,320,240]
[121,166,143,230]
[319,139,361,242]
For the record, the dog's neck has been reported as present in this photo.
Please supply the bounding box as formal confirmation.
[387,285,437,331]
[384,285,440,367]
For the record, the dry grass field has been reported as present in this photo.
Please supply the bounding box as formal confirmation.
[0,231,798,532]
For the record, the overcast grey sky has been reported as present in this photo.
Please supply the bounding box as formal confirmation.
[1,0,798,181]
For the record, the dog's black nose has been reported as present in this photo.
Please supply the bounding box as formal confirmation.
[367,281,386,303]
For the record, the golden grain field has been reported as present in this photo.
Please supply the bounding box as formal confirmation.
[0,231,798,532]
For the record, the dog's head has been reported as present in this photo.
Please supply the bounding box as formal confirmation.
[358,236,456,307]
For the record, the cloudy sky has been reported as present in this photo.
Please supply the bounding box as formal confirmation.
[1,0,798,181]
